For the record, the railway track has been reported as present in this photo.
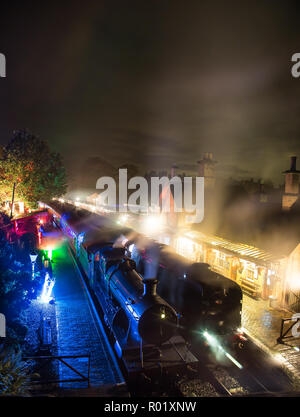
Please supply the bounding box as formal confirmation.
[65,240,295,398]
[204,364,271,396]
[177,363,290,397]
[177,340,296,397]
[65,248,297,397]
[68,243,200,397]
[64,251,295,397]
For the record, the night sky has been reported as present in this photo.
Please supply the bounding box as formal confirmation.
[1,0,300,184]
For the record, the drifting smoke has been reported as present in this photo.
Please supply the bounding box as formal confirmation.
[193,176,300,258]
[143,242,161,279]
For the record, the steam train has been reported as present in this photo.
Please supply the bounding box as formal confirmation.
[44,201,245,377]
[45,201,198,383]
[126,238,245,349]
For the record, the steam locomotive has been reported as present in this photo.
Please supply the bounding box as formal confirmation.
[45,201,245,375]
[95,246,178,349]
[45,201,198,383]
[126,238,245,350]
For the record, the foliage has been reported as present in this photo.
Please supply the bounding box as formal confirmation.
[0,211,44,396]
[0,129,67,208]
[0,227,42,350]
[0,239,41,325]
[0,212,10,226]
[0,348,31,396]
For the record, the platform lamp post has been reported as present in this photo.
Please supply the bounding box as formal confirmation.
[29,252,38,280]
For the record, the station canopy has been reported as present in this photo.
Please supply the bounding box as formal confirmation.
[184,230,286,266]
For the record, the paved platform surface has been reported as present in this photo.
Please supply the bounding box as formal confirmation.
[242,294,300,384]
[55,383,130,397]
[52,244,124,389]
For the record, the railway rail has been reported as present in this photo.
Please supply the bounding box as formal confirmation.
[67,242,197,397]
[40,203,298,397]
[57,242,297,397]
[177,340,296,397]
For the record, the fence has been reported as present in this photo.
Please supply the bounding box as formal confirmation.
[24,354,91,387]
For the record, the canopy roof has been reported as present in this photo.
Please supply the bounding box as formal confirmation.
[184,230,286,265]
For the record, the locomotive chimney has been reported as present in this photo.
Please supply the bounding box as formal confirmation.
[142,278,158,297]
[282,155,300,210]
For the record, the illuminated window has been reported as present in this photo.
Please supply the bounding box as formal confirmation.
[247,269,255,280]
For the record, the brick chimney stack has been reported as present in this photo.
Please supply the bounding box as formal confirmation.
[290,156,297,172]
[197,153,217,189]
[282,155,300,210]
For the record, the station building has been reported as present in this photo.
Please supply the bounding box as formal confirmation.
[174,231,300,313]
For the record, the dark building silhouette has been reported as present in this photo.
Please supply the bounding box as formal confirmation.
[197,153,217,189]
[282,156,300,211]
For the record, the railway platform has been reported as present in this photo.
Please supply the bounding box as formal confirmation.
[242,294,300,386]
[52,243,125,390]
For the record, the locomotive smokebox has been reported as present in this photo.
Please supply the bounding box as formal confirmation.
[139,278,178,344]
[99,248,178,346]
[142,278,158,297]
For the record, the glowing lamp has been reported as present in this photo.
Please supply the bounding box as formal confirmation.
[44,247,54,260]
[40,272,55,303]
[118,214,128,225]
[202,330,243,369]
[142,215,163,234]
[29,253,38,264]
[29,253,38,280]
[289,272,300,291]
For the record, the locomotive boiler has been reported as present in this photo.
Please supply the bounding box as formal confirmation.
[97,246,178,352]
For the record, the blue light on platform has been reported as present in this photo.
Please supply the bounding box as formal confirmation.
[41,272,55,303]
